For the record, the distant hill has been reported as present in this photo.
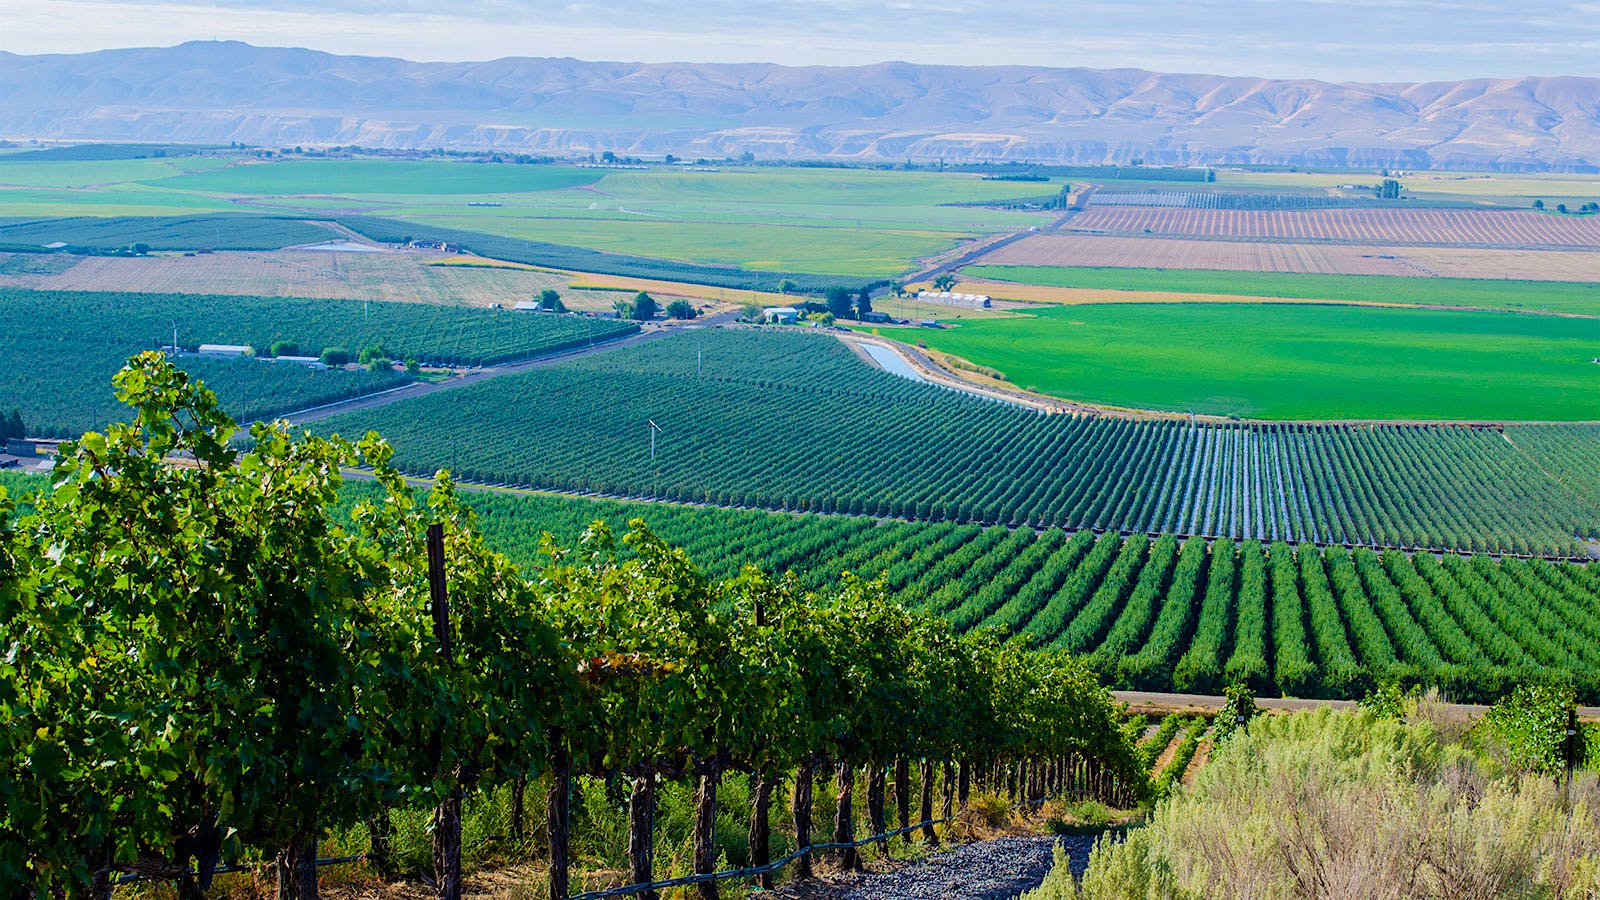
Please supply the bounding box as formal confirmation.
[2,41,1595,171]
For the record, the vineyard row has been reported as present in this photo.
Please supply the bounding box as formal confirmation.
[315,329,1600,558]
[348,482,1600,704]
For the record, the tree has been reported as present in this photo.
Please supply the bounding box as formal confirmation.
[666,299,698,320]
[631,292,658,321]
[539,289,567,313]
[776,279,797,295]
[824,287,854,319]
[613,298,635,319]
[0,409,21,441]
[1533,200,1546,210]
[319,347,350,367]
[805,311,835,327]
[1376,179,1402,200]
[854,291,873,321]
[932,274,957,292]
[269,341,299,358]
[1556,203,1568,214]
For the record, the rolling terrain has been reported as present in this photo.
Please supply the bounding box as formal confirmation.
[3,41,1597,169]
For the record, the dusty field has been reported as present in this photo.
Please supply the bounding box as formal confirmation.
[1067,206,1600,249]
[977,233,1600,281]
[0,250,725,312]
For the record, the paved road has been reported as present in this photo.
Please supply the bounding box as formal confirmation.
[284,307,752,427]
[1115,690,1600,721]
[901,185,1096,286]
[282,327,663,426]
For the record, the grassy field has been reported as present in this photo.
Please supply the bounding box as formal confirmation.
[0,156,233,187]
[3,157,1055,277]
[146,159,607,194]
[963,265,1600,316]
[904,302,1599,421]
[1213,168,1600,204]
[400,215,955,277]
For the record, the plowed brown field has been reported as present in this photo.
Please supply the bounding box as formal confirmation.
[980,234,1600,281]
[0,250,741,311]
[1067,207,1600,249]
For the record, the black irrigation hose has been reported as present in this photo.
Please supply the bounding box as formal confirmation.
[563,816,955,900]
[107,794,1054,897]
[112,854,368,886]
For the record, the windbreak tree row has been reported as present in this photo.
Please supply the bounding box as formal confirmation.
[1,354,1143,898]
[315,329,1600,557]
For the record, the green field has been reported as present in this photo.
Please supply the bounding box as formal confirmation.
[0,155,232,187]
[903,303,1599,421]
[400,215,953,277]
[2,156,1055,277]
[4,467,1595,701]
[311,329,1600,556]
[0,287,636,436]
[963,266,1600,316]
[147,159,606,195]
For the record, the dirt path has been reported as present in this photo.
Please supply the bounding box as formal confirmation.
[1114,690,1600,721]
[774,834,1104,900]
[1149,733,1184,776]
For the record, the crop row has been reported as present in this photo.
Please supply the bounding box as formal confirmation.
[0,214,334,251]
[333,483,1600,703]
[0,287,636,436]
[1068,206,1600,248]
[1089,192,1373,210]
[315,329,1600,557]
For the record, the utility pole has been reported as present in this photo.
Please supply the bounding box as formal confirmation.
[697,343,703,376]
[648,419,662,461]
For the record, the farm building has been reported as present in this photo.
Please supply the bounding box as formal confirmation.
[916,291,991,309]
[862,311,892,323]
[197,344,253,358]
[271,355,326,368]
[764,306,800,325]
[6,438,64,457]
[513,301,544,311]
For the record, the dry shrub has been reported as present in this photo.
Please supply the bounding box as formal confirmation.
[1071,708,1600,900]
[1406,687,1476,746]
[946,791,1021,841]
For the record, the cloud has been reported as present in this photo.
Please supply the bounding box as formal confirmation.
[1,0,1595,81]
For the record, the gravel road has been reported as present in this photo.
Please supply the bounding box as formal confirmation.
[775,834,1105,900]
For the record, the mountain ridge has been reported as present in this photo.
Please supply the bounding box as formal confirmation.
[2,41,1595,171]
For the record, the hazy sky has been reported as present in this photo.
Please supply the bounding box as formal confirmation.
[4,0,1598,81]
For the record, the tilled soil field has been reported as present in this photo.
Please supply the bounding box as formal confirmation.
[1066,206,1600,249]
[975,233,1600,281]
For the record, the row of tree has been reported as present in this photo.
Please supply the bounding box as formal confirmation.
[0,407,26,441]
[2,353,1143,899]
